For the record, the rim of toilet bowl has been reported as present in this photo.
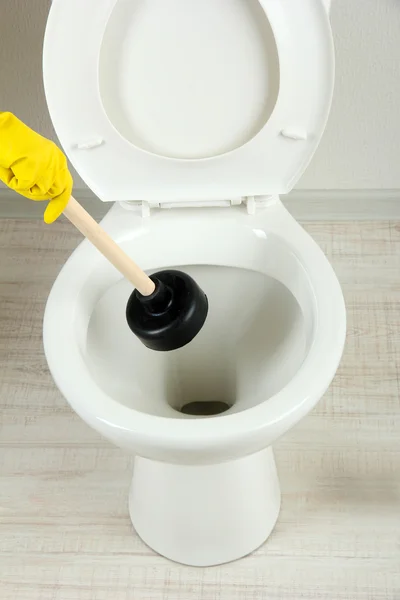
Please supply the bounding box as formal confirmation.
[43,207,346,458]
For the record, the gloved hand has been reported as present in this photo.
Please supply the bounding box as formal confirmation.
[0,112,73,223]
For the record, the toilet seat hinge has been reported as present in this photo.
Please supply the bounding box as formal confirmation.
[245,196,277,215]
[120,196,275,218]
[121,198,242,218]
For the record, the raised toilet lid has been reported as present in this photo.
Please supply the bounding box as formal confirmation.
[44,0,334,203]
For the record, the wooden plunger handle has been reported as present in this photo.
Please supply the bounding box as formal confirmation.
[63,196,156,296]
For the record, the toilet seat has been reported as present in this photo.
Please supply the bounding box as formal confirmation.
[42,0,344,464]
[43,200,346,464]
[44,0,334,202]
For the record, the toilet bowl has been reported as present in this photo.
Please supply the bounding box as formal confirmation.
[43,0,346,566]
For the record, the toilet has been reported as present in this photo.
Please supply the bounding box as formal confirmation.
[43,0,346,566]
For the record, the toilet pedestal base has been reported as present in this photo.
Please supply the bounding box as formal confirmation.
[129,446,281,566]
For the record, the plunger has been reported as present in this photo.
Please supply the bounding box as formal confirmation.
[62,196,208,351]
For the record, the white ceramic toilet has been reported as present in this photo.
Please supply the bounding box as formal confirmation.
[43,0,346,566]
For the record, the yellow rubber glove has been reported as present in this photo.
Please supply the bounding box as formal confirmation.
[0,112,73,223]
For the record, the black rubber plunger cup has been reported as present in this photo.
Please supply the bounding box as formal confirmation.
[126,270,208,351]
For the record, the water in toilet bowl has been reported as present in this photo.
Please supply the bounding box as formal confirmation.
[85,264,311,419]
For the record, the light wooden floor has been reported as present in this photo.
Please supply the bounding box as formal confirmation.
[0,218,399,599]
